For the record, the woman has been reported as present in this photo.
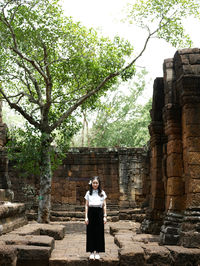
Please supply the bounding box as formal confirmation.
[84,176,107,260]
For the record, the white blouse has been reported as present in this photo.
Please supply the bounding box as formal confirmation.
[84,189,107,207]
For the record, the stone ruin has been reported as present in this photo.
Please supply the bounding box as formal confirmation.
[0,101,27,236]
[143,48,200,248]
[0,48,200,265]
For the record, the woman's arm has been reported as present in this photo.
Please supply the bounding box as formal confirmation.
[103,199,107,224]
[85,200,89,224]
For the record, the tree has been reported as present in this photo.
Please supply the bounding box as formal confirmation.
[72,0,200,148]
[0,0,199,223]
[79,70,152,148]
[0,0,135,223]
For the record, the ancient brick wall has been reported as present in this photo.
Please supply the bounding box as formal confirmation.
[143,48,200,247]
[8,147,149,211]
[52,148,120,210]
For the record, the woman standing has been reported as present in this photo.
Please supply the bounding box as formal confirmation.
[84,176,107,260]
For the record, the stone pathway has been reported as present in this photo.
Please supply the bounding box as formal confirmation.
[50,223,119,265]
[1,220,200,265]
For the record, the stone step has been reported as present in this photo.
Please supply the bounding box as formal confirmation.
[0,234,55,251]
[15,244,51,266]
[0,202,28,235]
[9,223,66,240]
[27,208,146,223]
[51,210,119,217]
[51,204,119,212]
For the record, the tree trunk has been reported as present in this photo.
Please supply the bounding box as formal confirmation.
[37,133,52,223]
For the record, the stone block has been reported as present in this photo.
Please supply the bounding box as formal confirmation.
[166,245,200,265]
[186,193,200,208]
[0,245,17,266]
[0,234,55,251]
[167,139,182,154]
[151,145,163,158]
[15,244,51,265]
[151,181,165,196]
[188,164,200,179]
[187,152,200,164]
[183,125,200,137]
[151,197,165,210]
[119,213,131,220]
[166,153,183,177]
[184,137,200,152]
[151,168,163,180]
[182,105,200,125]
[166,195,186,211]
[141,243,172,265]
[180,231,200,248]
[188,179,200,193]
[119,244,145,266]
[167,177,184,196]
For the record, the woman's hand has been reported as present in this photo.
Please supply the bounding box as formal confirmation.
[85,218,89,225]
[103,216,107,224]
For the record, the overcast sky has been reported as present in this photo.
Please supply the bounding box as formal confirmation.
[61,0,200,100]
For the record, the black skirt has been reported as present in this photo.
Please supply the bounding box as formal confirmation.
[86,207,105,252]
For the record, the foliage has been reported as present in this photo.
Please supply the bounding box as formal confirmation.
[6,124,68,177]
[0,0,135,177]
[72,69,152,148]
[125,0,200,48]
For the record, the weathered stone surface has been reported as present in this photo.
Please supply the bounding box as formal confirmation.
[0,245,17,266]
[186,193,200,208]
[167,177,184,196]
[142,243,172,265]
[9,223,65,240]
[0,234,55,250]
[15,244,51,265]
[50,224,119,266]
[166,245,200,266]
[109,221,140,236]
[119,244,145,266]
[166,154,183,177]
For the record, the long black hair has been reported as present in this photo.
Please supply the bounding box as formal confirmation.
[89,176,103,197]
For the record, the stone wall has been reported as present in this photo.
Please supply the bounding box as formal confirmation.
[144,48,200,247]
[8,147,149,211]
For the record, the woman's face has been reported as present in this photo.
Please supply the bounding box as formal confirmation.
[92,179,99,190]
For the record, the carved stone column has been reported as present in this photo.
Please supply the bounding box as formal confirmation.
[160,58,185,245]
[141,78,166,234]
[175,49,200,248]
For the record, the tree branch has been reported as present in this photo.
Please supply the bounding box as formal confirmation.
[16,60,43,106]
[49,72,118,132]
[0,9,48,81]
[0,87,41,130]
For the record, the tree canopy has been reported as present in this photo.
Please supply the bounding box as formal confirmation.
[0,0,136,222]
[125,0,200,48]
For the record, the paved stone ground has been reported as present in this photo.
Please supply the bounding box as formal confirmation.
[1,220,200,265]
[49,223,119,265]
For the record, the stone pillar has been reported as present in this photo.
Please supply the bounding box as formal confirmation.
[0,101,9,189]
[141,78,166,234]
[160,59,184,245]
[176,48,200,247]
[119,148,149,209]
[0,101,14,202]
